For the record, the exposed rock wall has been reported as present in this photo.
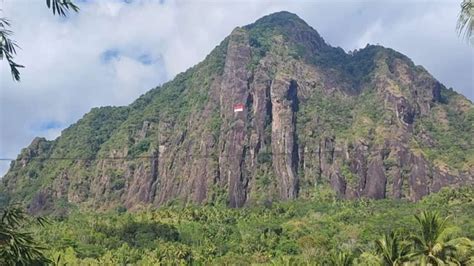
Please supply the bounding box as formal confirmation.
[270,78,299,199]
[1,12,472,213]
[218,28,252,207]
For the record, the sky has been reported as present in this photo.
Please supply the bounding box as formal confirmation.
[0,0,473,176]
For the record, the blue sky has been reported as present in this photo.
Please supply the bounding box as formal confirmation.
[0,0,473,176]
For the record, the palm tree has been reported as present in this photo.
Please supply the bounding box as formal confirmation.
[375,231,413,266]
[457,0,474,44]
[411,211,470,265]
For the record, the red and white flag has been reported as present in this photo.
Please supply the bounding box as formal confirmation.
[233,103,244,113]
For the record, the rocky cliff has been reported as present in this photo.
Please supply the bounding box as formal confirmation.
[1,12,473,213]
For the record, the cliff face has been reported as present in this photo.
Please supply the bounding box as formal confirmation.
[1,12,473,213]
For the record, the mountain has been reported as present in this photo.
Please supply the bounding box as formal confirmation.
[1,11,473,213]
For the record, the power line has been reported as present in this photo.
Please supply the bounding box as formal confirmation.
[0,146,472,162]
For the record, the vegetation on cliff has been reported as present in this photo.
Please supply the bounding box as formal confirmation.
[1,11,473,215]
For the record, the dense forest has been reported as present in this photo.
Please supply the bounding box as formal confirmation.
[1,186,473,265]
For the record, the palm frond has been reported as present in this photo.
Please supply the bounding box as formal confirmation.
[457,0,474,43]
[0,18,24,81]
[375,231,414,265]
[46,0,79,16]
[328,250,355,266]
[0,207,52,265]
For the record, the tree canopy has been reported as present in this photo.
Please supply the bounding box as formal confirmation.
[3,187,472,265]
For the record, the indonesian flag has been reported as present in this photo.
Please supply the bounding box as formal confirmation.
[233,103,244,112]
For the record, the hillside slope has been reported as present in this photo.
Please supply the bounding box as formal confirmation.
[1,11,473,213]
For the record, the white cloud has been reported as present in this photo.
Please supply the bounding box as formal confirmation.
[355,20,383,48]
[0,0,472,176]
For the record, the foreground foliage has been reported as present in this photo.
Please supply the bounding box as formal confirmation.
[7,186,469,265]
[0,207,51,265]
[411,211,473,265]
[458,0,474,43]
[1,0,79,81]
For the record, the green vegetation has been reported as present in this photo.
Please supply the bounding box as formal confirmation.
[296,86,388,149]
[298,89,354,138]
[374,231,412,265]
[0,106,130,207]
[245,11,348,72]
[414,89,474,170]
[55,106,130,158]
[411,211,472,264]
[127,139,151,157]
[9,187,472,265]
[0,207,51,265]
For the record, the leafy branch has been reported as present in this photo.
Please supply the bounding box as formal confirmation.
[0,206,52,265]
[0,0,79,82]
[46,0,80,17]
[0,18,24,81]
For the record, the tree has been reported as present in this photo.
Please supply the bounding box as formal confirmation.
[374,231,413,266]
[0,207,51,265]
[411,211,471,265]
[457,0,474,44]
[0,0,79,81]
[445,237,474,265]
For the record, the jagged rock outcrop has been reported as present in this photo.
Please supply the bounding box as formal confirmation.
[271,78,299,199]
[219,28,252,207]
[1,11,473,213]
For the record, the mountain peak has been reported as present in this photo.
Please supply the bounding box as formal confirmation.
[244,11,328,58]
[245,11,318,36]
[251,11,308,26]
